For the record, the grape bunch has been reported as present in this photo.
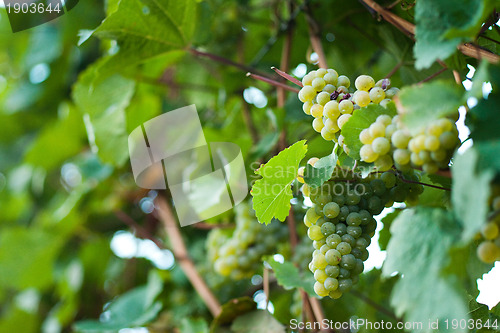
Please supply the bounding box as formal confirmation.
[477,194,500,264]
[300,169,423,298]
[297,69,399,148]
[359,114,460,174]
[208,202,288,279]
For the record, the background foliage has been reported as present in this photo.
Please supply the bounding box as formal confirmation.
[0,0,499,332]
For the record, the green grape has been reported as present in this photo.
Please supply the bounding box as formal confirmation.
[303,101,313,115]
[312,77,326,91]
[335,222,347,236]
[337,75,350,88]
[324,72,338,85]
[345,192,361,205]
[339,100,354,114]
[321,222,336,236]
[385,87,400,98]
[340,254,356,270]
[323,84,336,94]
[329,290,343,299]
[298,85,316,102]
[346,212,362,226]
[314,281,329,297]
[341,234,356,247]
[308,225,323,241]
[439,131,458,150]
[302,72,315,86]
[326,234,342,248]
[354,90,370,107]
[323,202,340,218]
[337,242,352,255]
[355,237,369,250]
[316,68,328,76]
[392,130,410,149]
[314,269,328,283]
[360,144,378,163]
[374,155,393,172]
[325,249,342,265]
[325,265,340,278]
[355,75,375,91]
[381,172,396,188]
[360,128,373,144]
[338,278,353,292]
[324,277,339,291]
[347,226,362,238]
[369,122,386,138]
[323,100,340,119]
[393,149,411,165]
[369,87,386,104]
[377,114,393,126]
[317,91,331,106]
[424,135,440,151]
[321,127,336,141]
[312,117,324,132]
[310,103,324,118]
[371,137,391,155]
[477,241,500,264]
[337,114,351,130]
[313,252,328,269]
[338,268,351,278]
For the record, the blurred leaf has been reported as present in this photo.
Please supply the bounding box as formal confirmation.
[341,102,397,160]
[452,148,494,242]
[265,257,315,297]
[231,310,285,333]
[0,227,64,290]
[251,141,307,225]
[74,271,163,332]
[0,307,38,333]
[399,81,464,135]
[378,209,401,251]
[88,0,198,76]
[24,103,85,170]
[414,0,493,69]
[180,317,209,333]
[304,152,337,188]
[72,63,135,166]
[383,207,468,331]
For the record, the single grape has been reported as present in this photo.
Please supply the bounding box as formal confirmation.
[354,90,371,107]
[337,114,351,130]
[312,117,324,132]
[369,87,386,104]
[312,77,326,91]
[323,84,336,94]
[369,122,386,138]
[380,172,396,188]
[347,226,362,238]
[337,75,350,88]
[323,101,340,119]
[298,86,316,102]
[326,234,342,248]
[325,249,342,265]
[374,155,393,172]
[424,135,440,151]
[339,100,354,114]
[321,126,336,141]
[477,241,500,264]
[341,234,356,247]
[439,131,458,150]
[308,225,323,241]
[393,149,411,165]
[359,128,373,145]
[360,145,378,163]
[317,91,331,106]
[385,87,400,98]
[302,72,315,86]
[324,72,338,85]
[338,278,353,292]
[310,103,324,118]
[314,281,329,297]
[355,75,375,91]
[325,265,340,278]
[329,289,343,299]
[323,202,341,218]
[336,242,352,255]
[324,277,339,291]
[392,130,410,149]
[313,252,328,269]
[316,68,328,77]
[314,269,328,283]
[340,254,356,270]
[371,137,391,155]
[346,212,362,226]
[303,101,313,115]
[321,222,336,236]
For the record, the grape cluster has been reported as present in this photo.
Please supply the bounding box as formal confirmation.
[301,169,423,298]
[208,202,288,279]
[297,69,399,149]
[359,115,460,174]
[477,194,500,264]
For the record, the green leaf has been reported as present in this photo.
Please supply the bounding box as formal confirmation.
[24,103,85,170]
[0,227,64,290]
[452,148,494,242]
[341,102,397,160]
[382,208,469,331]
[72,64,135,166]
[304,152,337,188]
[378,209,401,251]
[251,141,307,225]
[180,318,209,333]
[414,0,493,69]
[231,310,285,333]
[399,81,464,135]
[74,271,163,332]
[87,0,198,76]
[466,61,491,100]
[265,257,316,297]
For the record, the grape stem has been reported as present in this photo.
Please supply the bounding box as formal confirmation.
[397,174,451,191]
[272,66,303,87]
[246,72,301,93]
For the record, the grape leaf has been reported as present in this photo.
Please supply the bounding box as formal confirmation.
[341,102,397,160]
[382,207,469,331]
[265,257,316,296]
[399,80,464,135]
[452,148,494,242]
[251,141,307,225]
[414,0,495,69]
[82,0,197,77]
[304,152,337,188]
[73,272,163,332]
[72,63,135,166]
[231,310,285,333]
[378,209,401,251]
[180,318,208,333]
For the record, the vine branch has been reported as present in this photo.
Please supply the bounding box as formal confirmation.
[155,197,222,317]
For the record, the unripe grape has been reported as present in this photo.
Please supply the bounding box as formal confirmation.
[410,152,424,166]
[314,269,328,283]
[439,132,458,150]
[354,90,370,107]
[324,72,338,85]
[360,129,373,145]
[310,104,324,118]
[360,145,379,163]
[481,222,499,240]
[323,202,340,218]
[299,86,316,102]
[369,87,386,104]
[431,149,446,161]
[302,72,315,86]
[323,84,336,94]
[312,77,326,91]
[339,100,354,114]
[316,68,328,77]
[302,184,311,197]
[297,166,305,183]
[312,118,324,132]
[477,241,500,264]
[355,75,375,91]
[369,122,386,138]
[379,99,392,108]
[321,127,336,141]
[329,290,342,299]
[337,75,350,88]
[337,114,351,129]
[424,135,440,151]
[392,130,410,149]
[313,252,328,269]
[303,101,313,115]
[376,115,392,126]
[385,87,400,98]
[337,242,352,255]
[323,101,340,119]
[314,281,329,297]
[317,91,331,106]
[324,277,339,291]
[374,155,393,172]
[372,137,391,155]
[308,225,323,240]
